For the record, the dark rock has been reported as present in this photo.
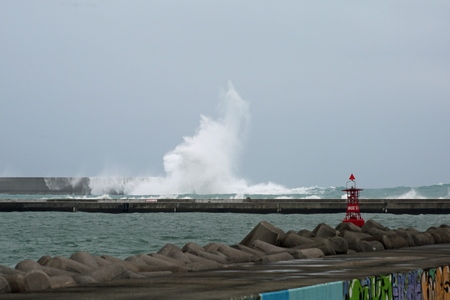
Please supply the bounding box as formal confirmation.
[0,264,25,276]
[312,223,339,238]
[94,256,112,267]
[166,250,193,264]
[85,263,129,283]
[240,221,285,247]
[134,254,177,267]
[363,235,393,250]
[15,260,42,272]
[294,238,336,256]
[335,222,363,233]
[149,253,190,266]
[181,246,228,264]
[138,271,173,277]
[72,274,98,285]
[1,273,25,293]
[70,251,100,269]
[262,252,294,263]
[427,227,450,243]
[48,275,77,289]
[37,256,52,266]
[296,248,325,258]
[386,234,409,249]
[330,236,349,254]
[214,244,254,263]
[297,229,315,238]
[203,243,222,252]
[24,270,50,292]
[101,256,140,273]
[182,242,205,253]
[393,229,416,247]
[367,240,385,251]
[157,244,182,256]
[281,231,315,248]
[412,232,435,246]
[43,256,94,274]
[362,219,391,232]
[185,260,225,272]
[0,275,11,294]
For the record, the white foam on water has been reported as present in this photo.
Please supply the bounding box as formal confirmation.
[88,82,299,196]
[396,189,426,199]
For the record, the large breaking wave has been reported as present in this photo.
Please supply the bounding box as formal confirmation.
[88,82,286,196]
[39,82,450,199]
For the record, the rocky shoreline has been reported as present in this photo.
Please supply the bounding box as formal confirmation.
[1,219,449,294]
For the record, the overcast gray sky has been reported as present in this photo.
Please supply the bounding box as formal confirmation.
[1,1,449,189]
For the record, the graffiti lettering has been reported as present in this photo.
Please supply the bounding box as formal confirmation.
[422,266,450,300]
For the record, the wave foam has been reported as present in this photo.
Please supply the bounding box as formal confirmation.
[88,82,292,196]
[396,189,426,199]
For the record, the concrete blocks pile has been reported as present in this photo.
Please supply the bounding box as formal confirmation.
[1,220,449,294]
[238,220,450,261]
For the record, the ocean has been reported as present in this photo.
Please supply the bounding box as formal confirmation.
[1,84,449,270]
[1,180,449,201]
[1,181,450,268]
[1,186,450,269]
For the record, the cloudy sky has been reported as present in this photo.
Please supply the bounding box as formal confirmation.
[1,1,449,189]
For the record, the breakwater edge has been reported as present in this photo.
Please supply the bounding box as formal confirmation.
[1,198,450,214]
[1,177,449,199]
[1,218,450,298]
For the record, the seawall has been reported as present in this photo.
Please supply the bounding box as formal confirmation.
[2,218,450,299]
[1,177,449,214]
[1,198,450,214]
[0,177,90,194]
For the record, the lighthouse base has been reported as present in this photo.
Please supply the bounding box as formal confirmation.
[343,218,365,227]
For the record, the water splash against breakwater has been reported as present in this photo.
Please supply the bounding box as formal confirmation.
[31,82,449,199]
[89,82,287,196]
[36,178,450,199]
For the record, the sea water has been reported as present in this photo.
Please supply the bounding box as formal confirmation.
[1,182,450,201]
[1,211,450,268]
[1,83,450,268]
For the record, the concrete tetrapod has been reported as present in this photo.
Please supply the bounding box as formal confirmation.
[0,275,11,294]
[240,220,286,247]
[2,219,450,295]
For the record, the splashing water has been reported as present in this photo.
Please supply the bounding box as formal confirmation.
[159,82,250,194]
[91,81,277,195]
[38,82,449,199]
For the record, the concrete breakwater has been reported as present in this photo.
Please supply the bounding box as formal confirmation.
[1,219,450,298]
[0,177,91,195]
[1,198,450,214]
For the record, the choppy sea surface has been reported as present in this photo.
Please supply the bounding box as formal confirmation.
[1,182,449,201]
[1,211,450,269]
[1,182,449,268]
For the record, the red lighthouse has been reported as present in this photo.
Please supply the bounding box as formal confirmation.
[342,174,365,227]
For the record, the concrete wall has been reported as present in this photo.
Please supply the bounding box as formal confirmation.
[0,177,90,194]
[260,282,343,300]
[1,199,450,214]
[256,266,450,300]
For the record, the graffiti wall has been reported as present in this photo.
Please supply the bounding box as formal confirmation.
[343,271,422,300]
[422,266,450,300]
[258,266,450,300]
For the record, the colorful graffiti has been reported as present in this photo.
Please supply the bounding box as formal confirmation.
[344,275,393,300]
[422,266,450,300]
[392,270,422,300]
[257,266,450,300]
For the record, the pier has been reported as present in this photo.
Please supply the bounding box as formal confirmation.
[1,198,450,214]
